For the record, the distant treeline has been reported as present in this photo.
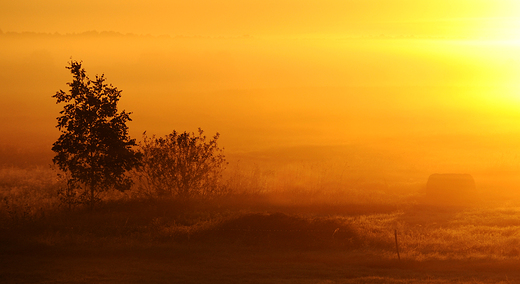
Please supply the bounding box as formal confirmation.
[0,30,254,40]
[0,30,447,40]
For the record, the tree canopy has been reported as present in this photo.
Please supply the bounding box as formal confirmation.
[52,60,141,208]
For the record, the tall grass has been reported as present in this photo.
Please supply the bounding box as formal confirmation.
[1,164,520,263]
[0,166,61,226]
[221,160,419,206]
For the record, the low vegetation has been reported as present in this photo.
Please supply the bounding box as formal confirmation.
[1,165,520,283]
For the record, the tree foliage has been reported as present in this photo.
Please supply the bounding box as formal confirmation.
[52,60,141,209]
[137,129,227,198]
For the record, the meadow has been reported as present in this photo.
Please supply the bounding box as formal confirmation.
[1,164,520,283]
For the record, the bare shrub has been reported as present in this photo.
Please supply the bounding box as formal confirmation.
[135,128,227,199]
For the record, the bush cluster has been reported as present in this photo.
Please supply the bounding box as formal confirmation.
[50,60,227,209]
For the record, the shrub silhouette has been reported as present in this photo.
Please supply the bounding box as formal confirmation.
[425,173,477,205]
[136,129,227,199]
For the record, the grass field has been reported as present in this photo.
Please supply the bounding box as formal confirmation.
[2,166,520,283]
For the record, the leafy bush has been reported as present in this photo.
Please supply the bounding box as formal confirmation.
[136,128,227,199]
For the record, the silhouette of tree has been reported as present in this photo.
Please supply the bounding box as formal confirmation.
[52,60,141,209]
[137,129,227,199]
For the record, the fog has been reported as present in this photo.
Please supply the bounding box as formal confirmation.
[2,0,520,197]
[1,31,520,196]
[6,3,520,283]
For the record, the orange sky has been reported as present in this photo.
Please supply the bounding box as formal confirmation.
[1,0,520,189]
[1,0,520,37]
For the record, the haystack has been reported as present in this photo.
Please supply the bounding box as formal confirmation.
[424,173,477,205]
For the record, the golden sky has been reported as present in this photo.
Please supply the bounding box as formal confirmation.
[1,0,520,188]
[1,0,520,37]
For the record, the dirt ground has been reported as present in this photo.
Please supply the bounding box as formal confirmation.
[2,243,519,284]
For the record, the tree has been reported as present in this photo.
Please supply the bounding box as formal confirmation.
[52,60,141,209]
[136,129,227,199]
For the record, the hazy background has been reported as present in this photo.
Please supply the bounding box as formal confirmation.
[2,0,520,194]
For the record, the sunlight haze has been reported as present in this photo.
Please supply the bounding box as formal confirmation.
[5,2,520,281]
[2,0,520,192]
